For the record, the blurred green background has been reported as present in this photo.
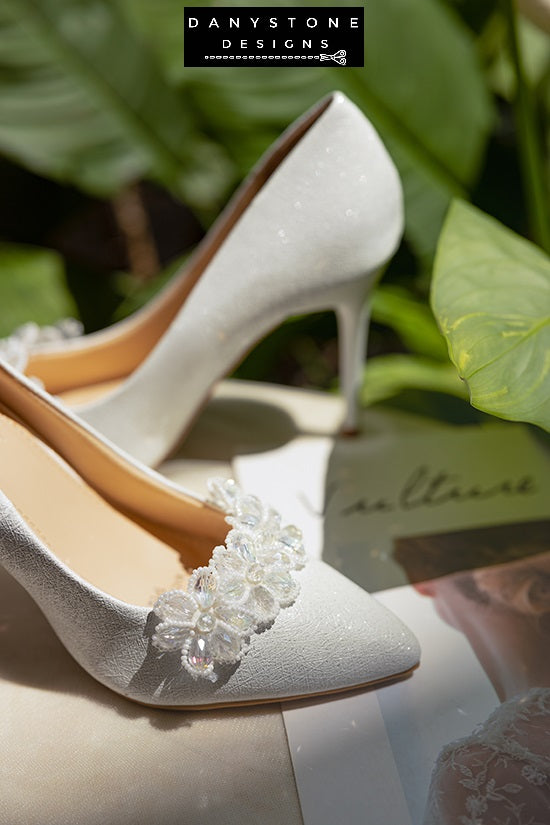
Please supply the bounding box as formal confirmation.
[0,0,548,423]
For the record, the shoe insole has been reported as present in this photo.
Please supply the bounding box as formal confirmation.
[0,412,202,606]
[57,378,123,407]
[0,363,227,564]
[27,98,332,396]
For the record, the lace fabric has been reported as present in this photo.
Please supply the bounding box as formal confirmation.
[424,688,550,825]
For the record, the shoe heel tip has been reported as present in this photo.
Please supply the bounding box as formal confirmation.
[340,425,361,438]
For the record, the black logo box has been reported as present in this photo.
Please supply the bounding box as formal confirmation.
[184,7,364,67]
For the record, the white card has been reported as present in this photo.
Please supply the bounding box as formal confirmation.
[235,423,550,825]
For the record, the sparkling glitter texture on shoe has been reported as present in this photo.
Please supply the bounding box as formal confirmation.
[151,478,307,682]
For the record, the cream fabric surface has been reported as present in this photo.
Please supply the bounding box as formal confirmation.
[0,380,433,824]
[1,380,313,825]
[0,567,300,825]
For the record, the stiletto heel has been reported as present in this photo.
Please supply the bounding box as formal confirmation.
[0,362,420,708]
[6,91,403,466]
[334,275,381,435]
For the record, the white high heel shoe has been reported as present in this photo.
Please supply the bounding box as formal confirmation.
[0,363,419,708]
[20,91,403,467]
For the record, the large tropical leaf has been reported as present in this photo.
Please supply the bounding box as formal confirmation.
[0,0,230,211]
[432,200,550,430]
[123,0,493,262]
[371,285,449,361]
[337,0,493,263]
[360,353,468,406]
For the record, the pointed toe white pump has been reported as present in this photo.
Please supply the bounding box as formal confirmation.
[0,366,419,708]
[19,91,404,466]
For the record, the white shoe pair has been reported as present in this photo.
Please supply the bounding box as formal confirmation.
[0,92,419,709]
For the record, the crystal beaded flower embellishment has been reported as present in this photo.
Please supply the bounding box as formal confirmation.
[151,478,307,682]
[0,319,83,374]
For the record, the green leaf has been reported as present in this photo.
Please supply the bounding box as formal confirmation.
[371,285,449,360]
[484,13,550,100]
[0,244,77,337]
[0,0,231,210]
[360,354,468,406]
[128,0,492,262]
[336,0,493,263]
[431,200,550,431]
[111,253,189,320]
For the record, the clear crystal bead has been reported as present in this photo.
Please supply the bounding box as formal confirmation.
[227,531,256,563]
[209,626,242,662]
[216,605,255,633]
[214,546,245,576]
[207,477,239,512]
[0,337,27,371]
[257,544,290,568]
[0,319,84,374]
[279,524,306,566]
[55,317,84,339]
[218,576,247,602]
[249,586,278,624]
[152,623,189,651]
[152,478,308,680]
[187,635,213,672]
[195,612,216,633]
[246,563,263,585]
[192,568,217,610]
[154,590,195,623]
[279,525,303,550]
[263,566,297,603]
[235,495,263,528]
[262,509,281,539]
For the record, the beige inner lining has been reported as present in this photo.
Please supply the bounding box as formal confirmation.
[57,378,123,407]
[0,412,193,605]
[28,98,332,395]
[0,364,228,566]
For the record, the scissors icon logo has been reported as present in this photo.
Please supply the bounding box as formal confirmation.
[320,49,347,66]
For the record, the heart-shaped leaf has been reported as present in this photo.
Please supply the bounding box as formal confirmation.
[371,285,449,361]
[123,0,493,263]
[431,200,550,430]
[360,354,467,407]
[0,0,230,211]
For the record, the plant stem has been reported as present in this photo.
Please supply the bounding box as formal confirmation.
[504,0,550,254]
[112,185,160,283]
